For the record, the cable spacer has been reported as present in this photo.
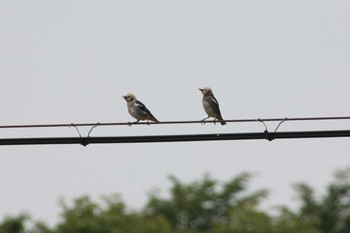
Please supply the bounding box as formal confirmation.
[87,122,100,137]
[69,123,89,147]
[274,118,288,132]
[258,119,274,141]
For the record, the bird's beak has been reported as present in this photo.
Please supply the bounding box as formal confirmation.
[122,96,127,99]
[199,88,203,92]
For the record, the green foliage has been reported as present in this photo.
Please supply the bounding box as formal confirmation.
[28,221,54,233]
[272,207,321,233]
[213,202,273,233]
[144,172,268,232]
[55,195,174,233]
[1,168,350,233]
[56,196,103,233]
[0,214,29,233]
[293,167,350,233]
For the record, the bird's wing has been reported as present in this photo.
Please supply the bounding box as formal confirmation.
[210,96,222,115]
[135,100,153,116]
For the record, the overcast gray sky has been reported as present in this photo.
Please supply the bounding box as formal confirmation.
[0,0,350,225]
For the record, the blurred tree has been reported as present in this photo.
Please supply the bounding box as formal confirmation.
[55,196,101,233]
[0,213,29,233]
[1,169,350,233]
[212,201,273,233]
[271,207,320,233]
[55,194,173,233]
[211,200,320,233]
[29,221,54,233]
[293,167,350,233]
[144,172,268,233]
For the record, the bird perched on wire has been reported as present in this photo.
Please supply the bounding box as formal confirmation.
[123,93,159,124]
[199,87,226,125]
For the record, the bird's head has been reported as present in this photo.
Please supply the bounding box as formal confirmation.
[199,87,213,96]
[123,93,136,103]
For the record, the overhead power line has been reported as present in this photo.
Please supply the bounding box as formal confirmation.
[0,116,349,146]
[0,130,350,146]
[0,116,350,129]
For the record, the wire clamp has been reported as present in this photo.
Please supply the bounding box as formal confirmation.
[257,119,274,141]
[88,122,100,137]
[274,118,287,132]
[70,123,89,147]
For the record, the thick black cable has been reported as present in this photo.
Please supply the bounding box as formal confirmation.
[0,130,350,146]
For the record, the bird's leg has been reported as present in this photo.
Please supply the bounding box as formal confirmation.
[128,120,139,126]
[146,120,150,126]
[213,119,217,125]
[201,116,210,125]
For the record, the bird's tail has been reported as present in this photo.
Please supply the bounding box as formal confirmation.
[218,116,226,125]
[149,115,160,123]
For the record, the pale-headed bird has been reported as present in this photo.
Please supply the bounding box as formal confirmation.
[199,87,226,125]
[123,93,159,124]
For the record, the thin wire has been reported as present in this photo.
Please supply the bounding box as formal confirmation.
[87,123,100,137]
[274,118,288,132]
[0,116,350,129]
[257,118,268,131]
[69,124,82,138]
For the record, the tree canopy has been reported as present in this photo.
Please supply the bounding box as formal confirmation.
[1,168,350,233]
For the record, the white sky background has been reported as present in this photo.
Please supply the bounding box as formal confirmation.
[0,0,350,225]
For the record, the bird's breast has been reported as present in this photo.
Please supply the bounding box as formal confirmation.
[202,99,216,117]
